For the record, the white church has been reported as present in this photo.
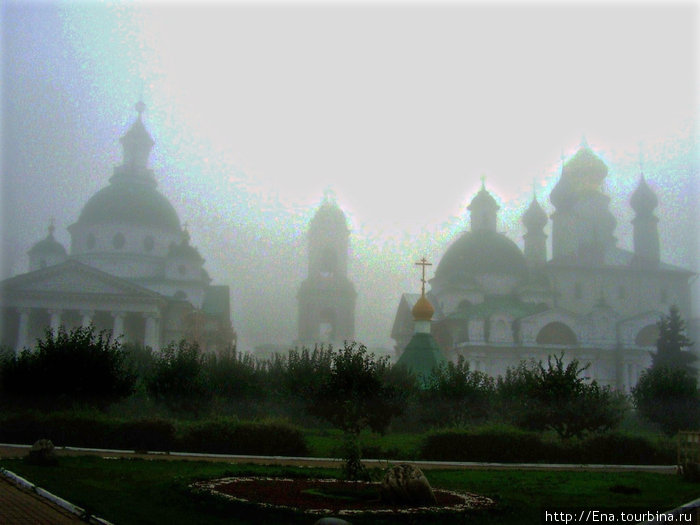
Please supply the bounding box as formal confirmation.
[0,103,235,354]
[392,144,695,391]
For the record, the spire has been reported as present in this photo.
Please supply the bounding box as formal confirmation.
[631,173,658,215]
[120,101,155,170]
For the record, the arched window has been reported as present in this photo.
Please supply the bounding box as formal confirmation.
[320,248,337,277]
[319,308,336,341]
[112,233,125,249]
[635,324,659,347]
[536,321,577,346]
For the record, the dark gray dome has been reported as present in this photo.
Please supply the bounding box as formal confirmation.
[28,226,67,257]
[436,230,528,281]
[76,181,181,232]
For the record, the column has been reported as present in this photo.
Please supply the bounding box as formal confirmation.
[48,309,62,332]
[80,310,95,328]
[15,308,30,355]
[143,314,160,351]
[111,311,125,338]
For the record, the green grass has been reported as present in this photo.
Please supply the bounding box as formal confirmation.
[2,456,698,525]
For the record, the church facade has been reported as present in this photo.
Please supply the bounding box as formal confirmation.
[0,103,235,354]
[391,144,694,391]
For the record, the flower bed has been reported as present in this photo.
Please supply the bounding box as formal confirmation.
[193,476,495,516]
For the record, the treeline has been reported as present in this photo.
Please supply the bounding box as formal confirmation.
[1,325,698,438]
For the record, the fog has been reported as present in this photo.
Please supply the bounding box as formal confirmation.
[2,2,697,352]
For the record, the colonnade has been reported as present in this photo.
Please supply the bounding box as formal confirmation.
[11,307,160,353]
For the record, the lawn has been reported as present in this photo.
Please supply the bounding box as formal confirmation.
[1,456,698,524]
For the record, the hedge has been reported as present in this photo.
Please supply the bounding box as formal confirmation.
[419,425,675,464]
[0,413,307,457]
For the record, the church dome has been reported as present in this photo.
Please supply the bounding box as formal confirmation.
[551,143,608,208]
[467,184,500,212]
[522,197,548,230]
[309,195,349,233]
[167,229,204,262]
[73,102,181,234]
[435,230,528,281]
[76,182,181,233]
[564,144,608,180]
[28,224,67,258]
[630,175,658,215]
[412,295,435,321]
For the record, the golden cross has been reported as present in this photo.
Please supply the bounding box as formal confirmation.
[415,257,432,296]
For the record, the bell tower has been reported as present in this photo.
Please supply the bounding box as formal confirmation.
[297,192,356,344]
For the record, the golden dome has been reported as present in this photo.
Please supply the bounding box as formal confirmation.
[412,294,435,321]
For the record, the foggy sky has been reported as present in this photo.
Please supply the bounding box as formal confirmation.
[1,1,698,352]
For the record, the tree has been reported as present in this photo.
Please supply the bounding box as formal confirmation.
[306,342,407,480]
[0,325,135,409]
[652,305,696,375]
[145,340,211,415]
[423,356,495,426]
[632,366,700,436]
[497,353,627,439]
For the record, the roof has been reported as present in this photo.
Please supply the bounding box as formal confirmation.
[444,295,548,321]
[75,180,181,232]
[435,229,528,281]
[396,332,446,387]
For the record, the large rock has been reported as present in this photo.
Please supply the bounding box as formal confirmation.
[380,463,437,506]
[26,439,59,466]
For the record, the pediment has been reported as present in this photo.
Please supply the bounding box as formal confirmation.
[1,260,161,299]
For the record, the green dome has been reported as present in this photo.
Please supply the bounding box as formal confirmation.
[76,181,181,232]
[436,230,528,281]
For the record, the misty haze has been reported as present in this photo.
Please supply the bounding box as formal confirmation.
[0,2,698,524]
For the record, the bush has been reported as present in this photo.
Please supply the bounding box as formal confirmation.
[419,425,674,464]
[420,424,548,462]
[498,354,627,439]
[632,366,700,436]
[0,326,135,409]
[576,432,674,465]
[178,419,308,456]
[201,346,265,400]
[422,356,495,426]
[146,340,211,415]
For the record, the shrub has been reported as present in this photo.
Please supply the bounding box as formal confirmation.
[201,346,265,400]
[146,340,211,415]
[498,354,627,439]
[178,419,308,456]
[632,366,700,436]
[422,356,495,426]
[0,326,135,409]
[420,424,548,462]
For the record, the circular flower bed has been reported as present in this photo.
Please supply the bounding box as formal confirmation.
[192,477,495,516]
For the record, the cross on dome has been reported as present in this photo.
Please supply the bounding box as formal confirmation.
[415,257,432,297]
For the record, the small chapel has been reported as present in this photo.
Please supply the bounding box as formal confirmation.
[0,103,235,353]
[391,143,694,390]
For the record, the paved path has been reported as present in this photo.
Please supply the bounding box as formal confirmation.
[0,444,678,473]
[0,475,86,525]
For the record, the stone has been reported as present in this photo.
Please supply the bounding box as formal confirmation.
[380,463,437,506]
[26,439,59,466]
[314,518,352,525]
